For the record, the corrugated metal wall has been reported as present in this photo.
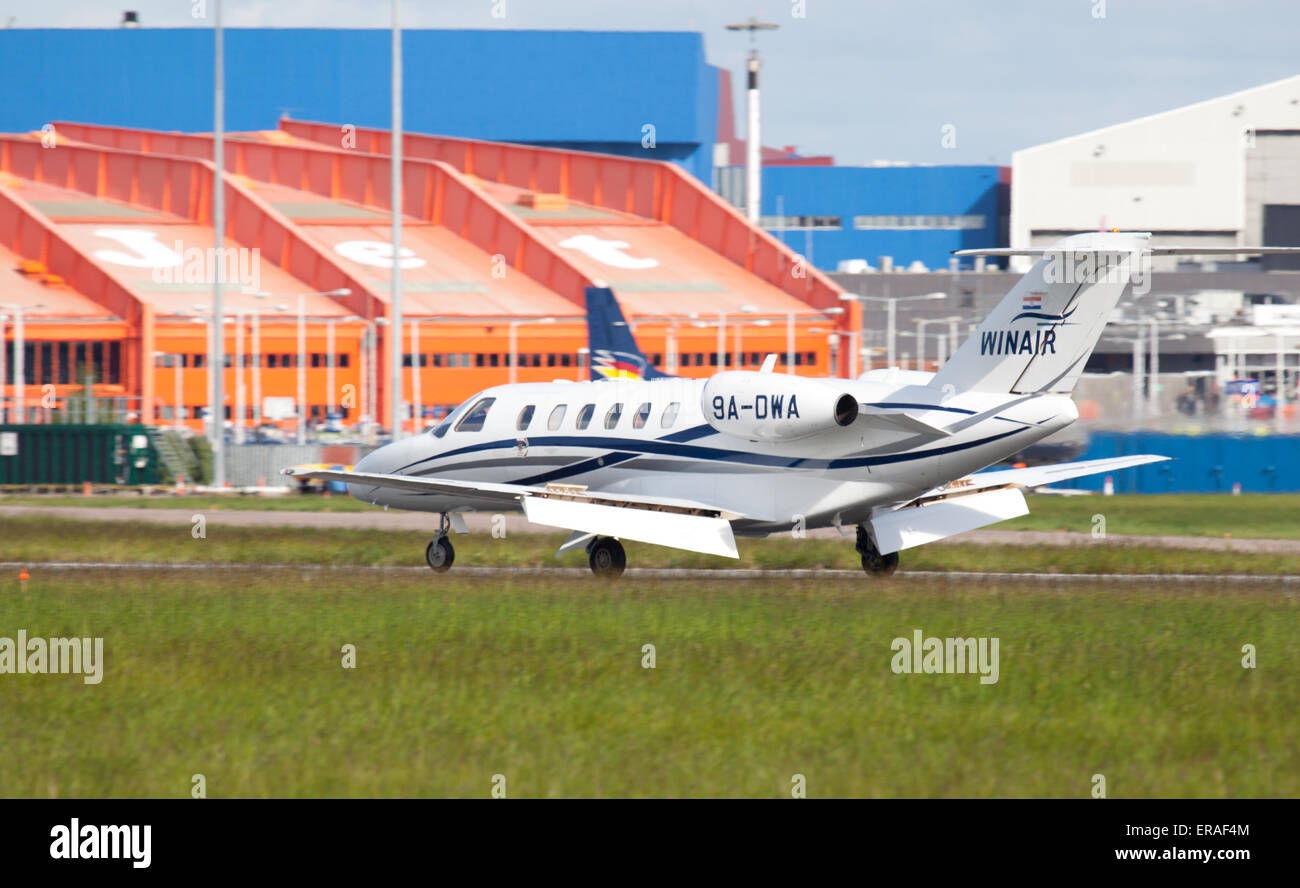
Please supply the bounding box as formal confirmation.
[0,28,719,182]
[224,445,375,488]
[760,165,1006,271]
[1056,431,1300,493]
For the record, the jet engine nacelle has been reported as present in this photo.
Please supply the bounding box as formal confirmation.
[700,371,859,441]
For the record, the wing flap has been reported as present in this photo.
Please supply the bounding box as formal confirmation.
[524,496,739,559]
[871,487,1028,554]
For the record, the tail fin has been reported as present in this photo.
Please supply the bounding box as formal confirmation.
[931,232,1148,395]
[584,286,672,381]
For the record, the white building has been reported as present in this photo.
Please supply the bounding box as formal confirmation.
[1011,75,1300,270]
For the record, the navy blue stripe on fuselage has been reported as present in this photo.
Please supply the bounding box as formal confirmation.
[513,451,640,486]
[405,425,1031,480]
[866,402,976,415]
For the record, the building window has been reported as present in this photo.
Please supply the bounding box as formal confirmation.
[853,214,987,230]
[760,214,842,230]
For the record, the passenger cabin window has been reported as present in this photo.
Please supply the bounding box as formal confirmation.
[547,404,567,430]
[632,402,652,429]
[661,402,680,428]
[576,403,596,430]
[517,405,535,431]
[604,403,623,429]
[453,397,496,433]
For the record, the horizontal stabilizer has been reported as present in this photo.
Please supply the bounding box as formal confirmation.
[524,496,739,559]
[954,245,1300,258]
[858,405,952,438]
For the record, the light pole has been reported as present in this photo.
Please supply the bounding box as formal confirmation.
[715,304,756,370]
[508,317,558,385]
[409,317,420,432]
[389,0,405,441]
[153,350,183,429]
[0,303,39,423]
[211,0,226,483]
[256,289,349,443]
[725,17,779,225]
[838,291,945,371]
[914,315,962,370]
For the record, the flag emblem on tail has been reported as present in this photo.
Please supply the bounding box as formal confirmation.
[1021,294,1043,311]
[592,349,647,380]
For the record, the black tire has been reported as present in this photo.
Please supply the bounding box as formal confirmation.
[861,550,899,577]
[588,537,626,577]
[425,536,455,572]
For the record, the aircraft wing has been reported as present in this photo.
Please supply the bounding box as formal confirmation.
[868,454,1171,554]
[281,468,741,558]
[920,453,1171,498]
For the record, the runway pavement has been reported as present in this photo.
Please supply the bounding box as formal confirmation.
[2,560,1296,584]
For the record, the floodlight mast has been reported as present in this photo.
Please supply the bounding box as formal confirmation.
[725,17,779,226]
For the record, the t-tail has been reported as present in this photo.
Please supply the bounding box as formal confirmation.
[585,286,673,381]
[931,232,1300,395]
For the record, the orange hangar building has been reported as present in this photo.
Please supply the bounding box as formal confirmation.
[0,28,855,436]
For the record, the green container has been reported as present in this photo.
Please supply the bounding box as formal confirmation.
[0,425,165,486]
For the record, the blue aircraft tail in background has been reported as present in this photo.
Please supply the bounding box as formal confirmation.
[584,286,673,381]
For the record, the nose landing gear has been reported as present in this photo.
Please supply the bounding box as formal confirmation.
[856,524,899,577]
[425,513,455,573]
[587,537,626,578]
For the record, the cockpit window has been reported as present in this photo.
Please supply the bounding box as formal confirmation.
[660,402,680,428]
[431,396,475,437]
[517,405,535,431]
[576,403,596,430]
[632,402,652,429]
[454,397,496,433]
[604,403,623,429]
[547,404,567,430]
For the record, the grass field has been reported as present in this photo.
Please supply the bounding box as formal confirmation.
[3,491,1299,539]
[2,516,1299,575]
[1,568,1295,798]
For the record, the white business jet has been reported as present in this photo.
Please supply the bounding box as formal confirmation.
[286,233,1299,577]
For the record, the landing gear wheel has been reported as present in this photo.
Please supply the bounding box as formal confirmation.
[855,524,899,577]
[588,537,626,578]
[860,549,899,577]
[426,536,455,572]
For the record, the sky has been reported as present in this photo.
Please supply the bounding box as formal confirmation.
[3,0,1298,165]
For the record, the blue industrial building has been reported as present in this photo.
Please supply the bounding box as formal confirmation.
[756,164,1010,272]
[0,28,720,181]
[1057,431,1300,494]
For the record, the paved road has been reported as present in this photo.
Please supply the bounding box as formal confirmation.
[3,504,1298,554]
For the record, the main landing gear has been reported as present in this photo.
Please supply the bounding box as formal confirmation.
[856,524,899,577]
[425,513,455,573]
[587,537,626,578]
